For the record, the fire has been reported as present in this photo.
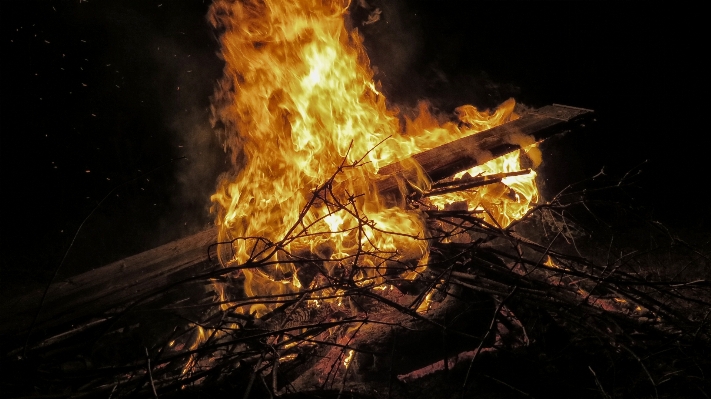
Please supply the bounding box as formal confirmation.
[207,0,539,315]
[343,349,355,369]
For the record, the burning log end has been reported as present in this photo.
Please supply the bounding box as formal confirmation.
[375,104,594,197]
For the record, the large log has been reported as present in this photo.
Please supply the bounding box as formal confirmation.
[2,104,593,342]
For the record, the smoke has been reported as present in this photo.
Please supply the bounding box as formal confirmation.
[146,26,225,245]
[349,0,424,108]
[49,2,226,277]
[350,0,522,117]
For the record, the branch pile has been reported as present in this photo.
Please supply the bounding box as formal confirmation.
[2,116,709,399]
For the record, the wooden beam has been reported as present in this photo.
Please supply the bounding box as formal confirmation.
[376,104,593,194]
[1,227,220,339]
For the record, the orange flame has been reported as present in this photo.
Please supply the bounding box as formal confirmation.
[207,0,539,314]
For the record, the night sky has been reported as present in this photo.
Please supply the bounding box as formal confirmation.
[1,1,707,293]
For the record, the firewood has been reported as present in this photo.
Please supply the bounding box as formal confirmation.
[376,104,593,195]
[1,227,221,340]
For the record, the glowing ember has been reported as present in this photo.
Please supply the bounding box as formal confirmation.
[207,0,539,315]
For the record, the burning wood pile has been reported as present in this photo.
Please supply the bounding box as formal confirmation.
[2,1,709,398]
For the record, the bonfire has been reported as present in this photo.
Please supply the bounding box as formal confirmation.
[2,1,709,398]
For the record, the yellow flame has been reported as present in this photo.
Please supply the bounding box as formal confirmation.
[182,325,207,375]
[343,349,355,369]
[543,255,558,269]
[416,289,435,314]
[279,354,298,362]
[207,0,540,314]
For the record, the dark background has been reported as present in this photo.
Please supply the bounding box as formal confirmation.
[1,1,707,294]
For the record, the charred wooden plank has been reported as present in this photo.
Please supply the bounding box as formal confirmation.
[376,104,594,195]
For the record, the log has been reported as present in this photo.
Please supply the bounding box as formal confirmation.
[2,104,593,342]
[1,227,221,341]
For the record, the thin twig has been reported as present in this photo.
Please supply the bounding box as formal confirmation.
[461,286,518,397]
[145,347,158,398]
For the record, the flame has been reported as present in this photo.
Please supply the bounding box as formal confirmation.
[182,325,207,375]
[428,149,539,227]
[207,0,539,314]
[543,255,558,269]
[343,349,355,369]
[416,289,435,314]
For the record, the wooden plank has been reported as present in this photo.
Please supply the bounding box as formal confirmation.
[1,227,221,338]
[376,104,594,194]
